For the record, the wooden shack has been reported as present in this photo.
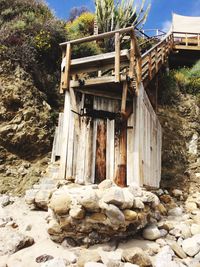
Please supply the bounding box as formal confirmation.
[51,27,166,188]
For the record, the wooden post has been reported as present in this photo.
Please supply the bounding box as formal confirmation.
[59,90,71,179]
[148,52,152,80]
[63,43,71,90]
[185,33,188,46]
[115,32,120,82]
[121,82,128,114]
[129,32,135,79]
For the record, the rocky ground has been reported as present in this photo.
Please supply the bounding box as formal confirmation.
[1,186,200,267]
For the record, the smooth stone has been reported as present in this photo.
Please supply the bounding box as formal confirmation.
[77,250,101,267]
[142,225,161,241]
[168,207,183,217]
[69,205,85,219]
[105,204,125,225]
[185,201,198,212]
[167,240,187,259]
[102,187,125,207]
[49,192,71,215]
[79,188,99,211]
[191,224,200,235]
[123,210,138,221]
[133,198,144,209]
[182,235,200,257]
[90,213,107,222]
[122,247,152,267]
[99,249,122,267]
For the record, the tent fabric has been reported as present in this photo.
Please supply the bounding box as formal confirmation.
[172,13,200,34]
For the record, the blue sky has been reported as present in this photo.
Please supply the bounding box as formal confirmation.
[46,0,200,32]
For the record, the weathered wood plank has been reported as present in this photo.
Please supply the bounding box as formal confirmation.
[59,91,71,179]
[115,32,121,83]
[95,119,107,183]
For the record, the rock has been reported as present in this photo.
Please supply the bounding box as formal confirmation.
[102,187,125,207]
[123,210,138,221]
[154,245,175,267]
[160,194,173,204]
[40,258,67,267]
[120,188,134,209]
[77,250,101,267]
[35,190,52,210]
[0,195,11,207]
[172,189,183,198]
[49,192,71,215]
[105,204,125,226]
[168,207,183,217]
[79,188,99,211]
[84,263,106,267]
[25,189,38,205]
[191,224,200,235]
[98,180,114,190]
[47,219,62,235]
[185,201,198,212]
[0,207,12,227]
[99,249,122,267]
[142,225,161,240]
[156,203,167,215]
[167,241,187,259]
[133,198,144,209]
[90,213,107,222]
[122,247,152,267]
[0,228,34,256]
[25,224,32,231]
[182,235,200,257]
[61,237,77,248]
[142,191,160,207]
[69,205,85,219]
[36,254,54,263]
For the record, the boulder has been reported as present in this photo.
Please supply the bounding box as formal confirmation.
[142,225,161,240]
[98,180,114,190]
[49,192,71,215]
[90,213,107,222]
[122,247,152,267]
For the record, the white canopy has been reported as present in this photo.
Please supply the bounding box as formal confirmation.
[172,13,200,34]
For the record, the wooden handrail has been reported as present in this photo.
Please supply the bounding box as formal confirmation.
[60,26,135,46]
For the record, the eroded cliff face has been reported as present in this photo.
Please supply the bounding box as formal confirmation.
[0,64,57,195]
[158,92,200,193]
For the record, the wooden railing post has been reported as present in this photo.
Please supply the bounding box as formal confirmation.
[148,52,152,80]
[115,32,120,82]
[129,31,135,79]
[185,33,188,46]
[63,43,71,90]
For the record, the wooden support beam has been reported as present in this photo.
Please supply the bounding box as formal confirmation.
[62,43,71,91]
[115,32,120,82]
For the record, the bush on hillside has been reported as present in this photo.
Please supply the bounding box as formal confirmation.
[66,12,102,58]
[0,0,66,106]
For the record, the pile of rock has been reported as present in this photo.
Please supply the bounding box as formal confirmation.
[46,180,160,245]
